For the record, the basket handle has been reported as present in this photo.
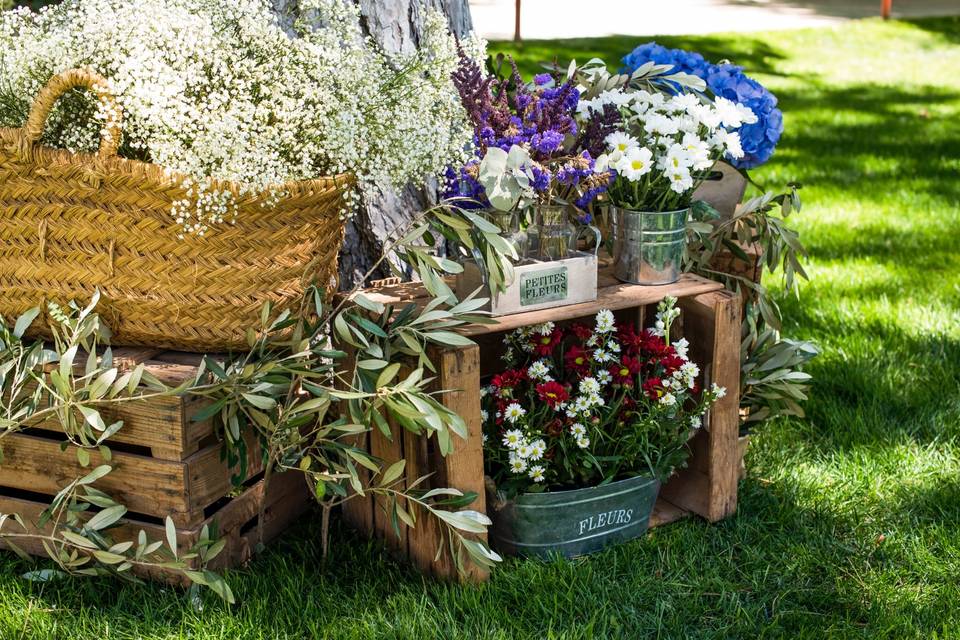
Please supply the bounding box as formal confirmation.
[23,68,123,158]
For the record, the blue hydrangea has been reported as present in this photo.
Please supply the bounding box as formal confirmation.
[621,42,783,169]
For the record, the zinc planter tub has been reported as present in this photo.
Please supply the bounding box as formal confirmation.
[609,207,689,285]
[487,475,660,559]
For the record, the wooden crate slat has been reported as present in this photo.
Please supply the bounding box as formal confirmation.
[0,471,308,585]
[428,345,487,581]
[368,415,407,553]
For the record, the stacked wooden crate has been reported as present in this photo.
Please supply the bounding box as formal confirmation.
[0,349,310,584]
[342,269,742,579]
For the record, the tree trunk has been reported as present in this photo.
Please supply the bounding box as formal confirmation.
[272,0,473,289]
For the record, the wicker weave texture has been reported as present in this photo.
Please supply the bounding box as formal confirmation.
[0,69,349,351]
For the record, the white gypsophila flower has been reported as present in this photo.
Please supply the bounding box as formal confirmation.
[579,377,601,395]
[527,360,552,382]
[595,309,615,333]
[570,423,586,437]
[576,436,590,449]
[528,465,546,482]
[659,392,677,407]
[504,403,526,423]
[502,429,524,449]
[528,440,546,461]
[0,0,478,235]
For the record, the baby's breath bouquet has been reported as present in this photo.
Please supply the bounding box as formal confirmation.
[0,0,482,234]
[482,297,725,496]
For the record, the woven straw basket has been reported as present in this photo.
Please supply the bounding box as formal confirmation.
[0,69,351,352]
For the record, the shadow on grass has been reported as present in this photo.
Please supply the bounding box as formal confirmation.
[491,33,792,77]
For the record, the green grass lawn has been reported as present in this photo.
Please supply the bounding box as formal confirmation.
[3,16,960,639]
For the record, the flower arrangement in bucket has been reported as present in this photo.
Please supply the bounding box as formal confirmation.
[482,297,725,558]
[569,57,759,285]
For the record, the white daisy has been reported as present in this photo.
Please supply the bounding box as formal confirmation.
[504,403,526,423]
[595,309,615,334]
[528,465,546,482]
[659,392,677,407]
[510,458,528,474]
[579,377,601,395]
[597,370,612,385]
[570,423,587,437]
[605,131,639,155]
[528,439,546,461]
[576,436,591,449]
[502,429,524,449]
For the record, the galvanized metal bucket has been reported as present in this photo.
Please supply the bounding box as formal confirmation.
[488,475,660,559]
[609,207,689,285]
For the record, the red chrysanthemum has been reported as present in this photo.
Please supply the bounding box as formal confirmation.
[617,324,643,356]
[565,345,592,374]
[536,381,569,408]
[640,329,670,357]
[642,377,663,400]
[609,355,641,385]
[568,323,593,340]
[491,368,526,393]
[660,354,685,376]
[532,329,563,356]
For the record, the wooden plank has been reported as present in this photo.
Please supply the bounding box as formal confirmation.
[368,414,407,554]
[429,345,488,582]
[336,346,375,538]
[0,429,262,527]
[403,420,445,575]
[0,471,308,586]
[662,290,740,521]
[358,271,723,338]
[648,497,689,528]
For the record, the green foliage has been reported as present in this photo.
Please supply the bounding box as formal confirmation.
[685,184,817,431]
[0,302,232,603]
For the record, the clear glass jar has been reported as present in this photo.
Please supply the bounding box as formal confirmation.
[483,209,528,260]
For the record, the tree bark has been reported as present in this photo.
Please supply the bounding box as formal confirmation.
[272,0,473,289]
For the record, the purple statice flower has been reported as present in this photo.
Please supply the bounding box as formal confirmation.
[533,73,553,86]
[530,130,565,156]
[530,165,552,193]
[578,103,622,159]
[442,164,488,209]
[555,151,595,186]
[574,169,616,212]
[620,42,783,169]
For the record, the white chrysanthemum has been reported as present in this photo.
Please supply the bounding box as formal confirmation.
[711,383,727,399]
[570,423,586,437]
[504,403,526,423]
[595,309,615,333]
[527,360,552,382]
[579,377,601,395]
[509,457,528,474]
[616,146,653,182]
[480,409,489,422]
[593,349,613,364]
[659,392,677,407]
[517,444,533,459]
[576,436,591,449]
[689,415,702,429]
[605,131,639,155]
[502,429,524,448]
[528,440,546,461]
[535,322,555,336]
[528,465,546,482]
[597,370,612,385]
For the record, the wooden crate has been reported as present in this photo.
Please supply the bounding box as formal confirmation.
[0,349,310,584]
[343,269,742,577]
